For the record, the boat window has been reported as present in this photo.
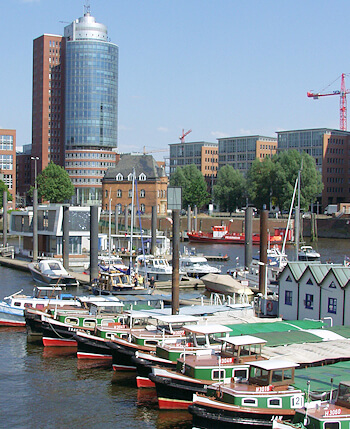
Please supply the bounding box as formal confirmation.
[249,366,269,386]
[65,317,79,326]
[144,340,159,346]
[14,302,21,307]
[100,319,117,327]
[268,398,282,408]
[212,369,225,380]
[336,383,350,407]
[271,370,283,383]
[283,368,292,381]
[48,262,61,270]
[324,423,339,429]
[83,319,96,328]
[105,332,114,339]
[233,368,248,380]
[242,398,257,406]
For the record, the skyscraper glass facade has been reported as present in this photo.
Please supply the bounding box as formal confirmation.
[65,40,118,149]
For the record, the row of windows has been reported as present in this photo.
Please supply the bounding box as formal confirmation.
[0,155,13,170]
[327,167,344,174]
[204,149,218,154]
[326,158,344,164]
[284,290,337,314]
[71,178,102,184]
[68,170,106,176]
[0,135,14,151]
[66,162,114,169]
[108,189,167,198]
[327,177,344,183]
[326,187,344,193]
[115,173,146,181]
[66,152,115,159]
[327,147,344,154]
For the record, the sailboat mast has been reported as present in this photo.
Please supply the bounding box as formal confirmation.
[129,169,135,271]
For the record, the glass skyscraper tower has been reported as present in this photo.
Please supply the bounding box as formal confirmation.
[63,10,118,204]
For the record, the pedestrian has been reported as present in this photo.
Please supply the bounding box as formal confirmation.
[149,276,155,288]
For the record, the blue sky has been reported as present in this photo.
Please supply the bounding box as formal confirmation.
[2,0,350,159]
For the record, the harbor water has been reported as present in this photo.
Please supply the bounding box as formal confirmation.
[0,239,348,428]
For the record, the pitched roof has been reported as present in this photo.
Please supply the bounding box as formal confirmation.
[103,154,166,180]
[325,266,350,288]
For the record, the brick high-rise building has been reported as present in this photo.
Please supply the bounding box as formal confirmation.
[20,7,119,204]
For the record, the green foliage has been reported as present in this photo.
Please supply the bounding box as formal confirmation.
[170,165,210,209]
[247,150,323,211]
[35,162,75,203]
[213,165,246,213]
[0,180,12,208]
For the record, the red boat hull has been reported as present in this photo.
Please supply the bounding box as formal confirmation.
[187,232,282,245]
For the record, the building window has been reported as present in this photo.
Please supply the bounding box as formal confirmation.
[286,275,292,282]
[127,173,133,181]
[139,173,146,181]
[128,189,133,198]
[140,204,145,213]
[306,278,313,285]
[328,298,337,314]
[117,189,122,198]
[329,281,336,289]
[140,189,145,198]
[305,294,314,309]
[116,173,123,181]
[285,290,292,306]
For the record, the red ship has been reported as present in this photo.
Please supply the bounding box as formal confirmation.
[187,224,285,245]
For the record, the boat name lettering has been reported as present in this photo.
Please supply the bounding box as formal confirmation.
[324,409,342,417]
[255,385,273,392]
[220,357,233,365]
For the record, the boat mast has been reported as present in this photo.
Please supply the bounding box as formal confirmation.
[295,160,303,261]
[129,169,135,271]
[108,188,112,269]
[282,177,298,259]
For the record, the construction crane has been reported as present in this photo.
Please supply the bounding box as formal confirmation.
[307,73,350,131]
[179,129,192,143]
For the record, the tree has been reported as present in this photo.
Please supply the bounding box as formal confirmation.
[213,165,246,214]
[247,150,323,211]
[247,156,277,210]
[169,165,210,209]
[275,150,323,211]
[0,180,12,208]
[35,162,75,203]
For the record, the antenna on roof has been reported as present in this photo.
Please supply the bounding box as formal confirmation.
[84,0,91,15]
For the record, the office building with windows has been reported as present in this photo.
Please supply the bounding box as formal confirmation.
[0,129,16,209]
[217,135,277,175]
[22,8,118,204]
[277,128,350,208]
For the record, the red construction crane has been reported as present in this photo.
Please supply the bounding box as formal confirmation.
[307,73,350,131]
[179,129,192,143]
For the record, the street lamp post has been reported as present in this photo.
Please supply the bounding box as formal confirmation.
[31,156,39,262]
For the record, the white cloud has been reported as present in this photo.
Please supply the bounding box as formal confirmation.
[210,131,228,139]
[239,128,252,135]
[157,127,169,133]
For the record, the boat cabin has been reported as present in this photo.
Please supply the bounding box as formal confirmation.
[183,324,232,347]
[220,335,266,364]
[153,315,199,335]
[248,360,299,387]
[335,381,350,408]
[212,225,229,238]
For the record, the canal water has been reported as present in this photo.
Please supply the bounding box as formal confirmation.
[0,239,348,428]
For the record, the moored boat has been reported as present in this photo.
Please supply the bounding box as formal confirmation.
[28,259,79,286]
[189,359,304,427]
[273,381,350,429]
[149,335,268,409]
[179,255,221,278]
[187,224,283,245]
[201,273,254,298]
[133,323,233,388]
[1,286,81,328]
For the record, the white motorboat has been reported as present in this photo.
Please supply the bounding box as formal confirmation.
[179,255,221,278]
[0,286,82,327]
[135,255,174,282]
[298,245,321,261]
[28,259,79,286]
